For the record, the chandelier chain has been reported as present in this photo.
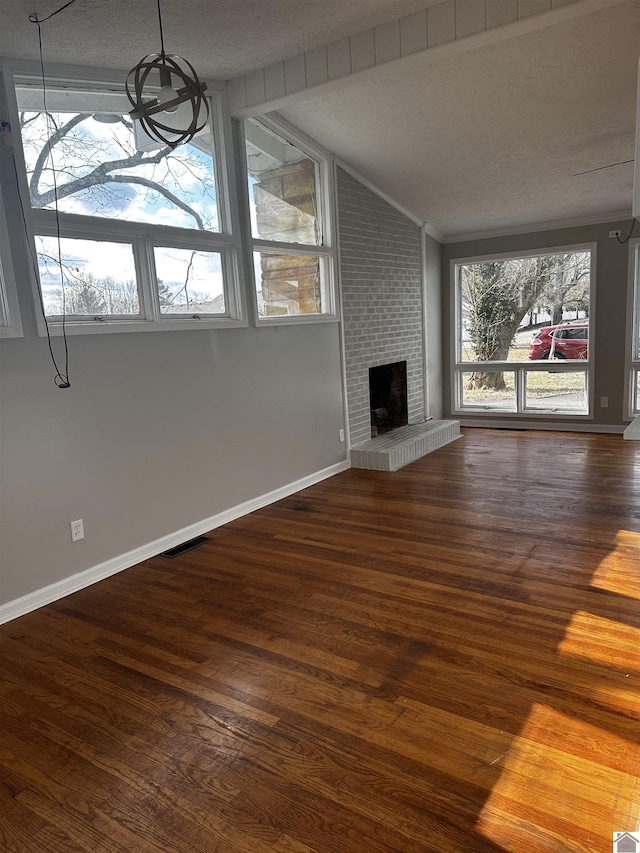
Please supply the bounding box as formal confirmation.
[157,0,166,56]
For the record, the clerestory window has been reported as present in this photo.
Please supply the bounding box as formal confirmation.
[7,66,244,334]
[243,116,337,323]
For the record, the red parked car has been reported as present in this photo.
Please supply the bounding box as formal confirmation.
[528,322,589,360]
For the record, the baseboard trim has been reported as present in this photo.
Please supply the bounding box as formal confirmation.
[458,419,625,434]
[0,459,351,625]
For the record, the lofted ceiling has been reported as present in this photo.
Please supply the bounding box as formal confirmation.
[0,0,439,78]
[280,0,640,239]
[0,0,638,240]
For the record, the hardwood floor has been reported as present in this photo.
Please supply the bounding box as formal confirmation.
[1,428,639,852]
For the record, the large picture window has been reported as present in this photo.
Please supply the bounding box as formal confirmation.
[452,246,595,417]
[8,67,243,333]
[244,117,336,322]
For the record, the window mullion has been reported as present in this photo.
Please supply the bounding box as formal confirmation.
[133,237,158,322]
[516,368,524,413]
[221,247,241,319]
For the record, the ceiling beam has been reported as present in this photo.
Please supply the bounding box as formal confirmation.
[227,0,628,118]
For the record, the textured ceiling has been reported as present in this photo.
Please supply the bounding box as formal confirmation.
[281,1,640,238]
[0,0,438,78]
[1,0,638,239]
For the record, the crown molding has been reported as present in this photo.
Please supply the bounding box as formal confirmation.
[443,210,633,244]
[335,158,424,228]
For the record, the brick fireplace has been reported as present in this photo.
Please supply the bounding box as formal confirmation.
[338,167,459,469]
[337,167,425,447]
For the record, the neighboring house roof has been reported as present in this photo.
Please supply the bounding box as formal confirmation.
[163,294,226,315]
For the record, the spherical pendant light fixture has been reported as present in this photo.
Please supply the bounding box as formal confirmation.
[126,0,209,148]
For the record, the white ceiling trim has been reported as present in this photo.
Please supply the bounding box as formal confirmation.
[336,157,427,228]
[422,222,445,243]
[336,158,445,240]
[227,0,626,119]
[333,164,634,245]
[443,209,633,244]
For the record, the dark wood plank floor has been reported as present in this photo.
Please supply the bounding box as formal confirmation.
[1,428,639,852]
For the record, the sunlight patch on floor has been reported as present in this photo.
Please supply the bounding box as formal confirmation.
[589,530,640,598]
[558,610,640,677]
[476,703,640,852]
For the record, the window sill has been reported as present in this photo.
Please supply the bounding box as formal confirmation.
[0,326,24,339]
[254,313,339,328]
[453,407,593,419]
[37,316,249,336]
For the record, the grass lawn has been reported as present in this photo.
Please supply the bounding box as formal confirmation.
[461,340,585,402]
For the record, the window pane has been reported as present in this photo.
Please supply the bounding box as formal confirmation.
[245,120,320,245]
[17,88,219,232]
[36,236,138,316]
[254,252,322,317]
[459,371,516,411]
[459,252,590,362]
[525,371,587,413]
[635,370,640,415]
[154,247,225,315]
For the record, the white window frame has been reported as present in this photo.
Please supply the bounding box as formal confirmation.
[240,113,338,326]
[624,237,640,419]
[2,59,247,335]
[0,183,23,338]
[450,242,596,419]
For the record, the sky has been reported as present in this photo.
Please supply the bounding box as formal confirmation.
[19,105,225,315]
[18,98,320,317]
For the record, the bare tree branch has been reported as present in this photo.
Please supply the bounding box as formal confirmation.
[30,113,87,202]
[19,111,40,129]
[108,175,204,229]
[22,111,209,230]
[162,250,199,310]
[32,145,173,208]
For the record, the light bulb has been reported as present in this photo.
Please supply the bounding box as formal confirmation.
[158,84,179,113]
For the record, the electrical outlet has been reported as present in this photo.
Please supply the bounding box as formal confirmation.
[609,230,621,239]
[70,519,84,542]
[339,428,345,443]
[600,396,608,408]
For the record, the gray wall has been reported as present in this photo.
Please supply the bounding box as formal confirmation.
[0,116,346,606]
[337,167,425,446]
[0,325,346,605]
[425,232,443,420]
[442,221,633,427]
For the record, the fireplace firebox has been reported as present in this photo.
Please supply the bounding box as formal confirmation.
[369,361,408,436]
